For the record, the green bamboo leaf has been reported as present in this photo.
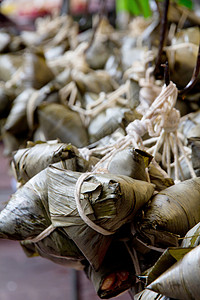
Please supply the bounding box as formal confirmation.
[116,0,193,16]
[116,0,152,17]
[138,0,152,18]
[116,0,131,13]
[128,0,141,16]
[178,0,193,10]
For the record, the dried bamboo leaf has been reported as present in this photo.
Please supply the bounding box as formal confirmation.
[166,27,200,89]
[26,69,73,129]
[12,141,76,184]
[179,110,200,140]
[147,244,200,300]
[20,228,85,270]
[1,131,25,156]
[6,51,55,91]
[0,168,49,240]
[37,103,89,147]
[139,221,200,297]
[86,41,112,70]
[0,164,154,271]
[0,86,15,118]
[1,88,35,154]
[144,247,191,286]
[134,289,170,299]
[3,88,35,134]
[0,32,11,52]
[105,54,123,83]
[107,148,150,181]
[148,164,174,191]
[86,241,135,299]
[181,221,200,248]
[188,137,200,177]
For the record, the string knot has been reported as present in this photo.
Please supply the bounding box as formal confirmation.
[126,119,147,141]
[163,108,180,133]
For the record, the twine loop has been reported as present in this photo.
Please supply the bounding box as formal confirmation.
[74,172,115,235]
[25,224,55,243]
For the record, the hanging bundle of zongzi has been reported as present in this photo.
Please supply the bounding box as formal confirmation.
[136,178,200,245]
[0,165,155,271]
[36,103,89,147]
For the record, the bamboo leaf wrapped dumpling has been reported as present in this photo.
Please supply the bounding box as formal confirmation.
[12,140,98,185]
[2,88,36,154]
[88,106,131,143]
[0,164,154,271]
[6,51,54,91]
[137,178,200,241]
[147,244,200,300]
[36,103,89,147]
[0,53,23,82]
[3,88,35,135]
[0,168,49,240]
[0,168,86,269]
[72,70,116,94]
[47,166,155,269]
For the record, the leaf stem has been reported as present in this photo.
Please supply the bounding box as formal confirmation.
[154,0,170,78]
[179,43,200,95]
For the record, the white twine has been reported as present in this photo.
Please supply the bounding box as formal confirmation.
[137,66,162,113]
[79,81,196,179]
[48,42,89,73]
[59,81,78,106]
[75,80,196,233]
[124,50,155,82]
[62,81,129,127]
[164,43,199,53]
[74,172,115,235]
[25,224,56,243]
